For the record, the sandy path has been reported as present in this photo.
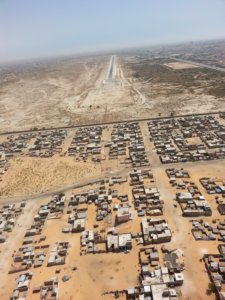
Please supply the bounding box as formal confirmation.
[0,199,47,297]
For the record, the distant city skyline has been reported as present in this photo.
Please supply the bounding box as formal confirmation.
[0,0,225,63]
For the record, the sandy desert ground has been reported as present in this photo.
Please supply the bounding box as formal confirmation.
[1,42,225,134]
[0,156,101,197]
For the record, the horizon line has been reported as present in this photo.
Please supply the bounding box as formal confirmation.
[1,36,225,66]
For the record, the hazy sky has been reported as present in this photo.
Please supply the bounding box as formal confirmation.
[0,0,225,62]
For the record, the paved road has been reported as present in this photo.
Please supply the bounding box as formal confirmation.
[0,111,224,136]
[170,57,225,73]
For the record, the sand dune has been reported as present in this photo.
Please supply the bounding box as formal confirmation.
[0,156,101,197]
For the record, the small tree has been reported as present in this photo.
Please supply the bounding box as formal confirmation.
[208,282,216,294]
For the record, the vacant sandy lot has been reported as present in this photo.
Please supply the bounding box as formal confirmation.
[0,156,101,197]
[164,62,199,70]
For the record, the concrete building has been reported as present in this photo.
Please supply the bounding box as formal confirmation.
[116,206,131,223]
[107,233,132,252]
